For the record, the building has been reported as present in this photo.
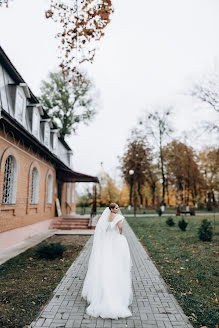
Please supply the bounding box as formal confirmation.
[0,46,98,235]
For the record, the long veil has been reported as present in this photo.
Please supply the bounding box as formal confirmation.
[91,206,124,259]
[82,207,111,303]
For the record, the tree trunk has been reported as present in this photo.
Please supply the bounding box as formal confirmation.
[212,190,216,206]
[159,134,165,205]
[151,183,156,209]
[207,191,212,211]
[138,182,143,206]
[129,179,133,206]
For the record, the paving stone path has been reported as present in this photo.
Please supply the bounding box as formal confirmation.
[31,220,193,328]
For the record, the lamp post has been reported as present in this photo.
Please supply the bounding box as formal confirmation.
[160,178,165,213]
[91,184,97,217]
[133,183,137,218]
[128,169,134,211]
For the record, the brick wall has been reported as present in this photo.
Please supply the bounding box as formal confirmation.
[0,132,76,232]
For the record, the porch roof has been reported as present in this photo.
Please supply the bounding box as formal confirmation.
[56,167,99,183]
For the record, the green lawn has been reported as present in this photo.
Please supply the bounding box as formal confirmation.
[0,235,90,328]
[76,206,219,216]
[126,215,219,328]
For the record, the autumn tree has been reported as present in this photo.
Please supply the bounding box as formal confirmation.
[119,184,129,207]
[100,176,120,205]
[46,0,114,72]
[1,0,114,72]
[190,70,219,135]
[39,70,97,138]
[198,147,219,209]
[164,140,205,207]
[120,129,155,207]
[76,187,93,207]
[139,107,174,206]
[145,163,159,209]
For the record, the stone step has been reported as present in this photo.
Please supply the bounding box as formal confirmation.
[52,222,88,227]
[49,217,91,230]
[62,217,90,220]
[52,220,89,224]
[62,218,89,220]
[50,225,89,230]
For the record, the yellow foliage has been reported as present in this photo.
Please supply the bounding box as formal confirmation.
[119,184,129,206]
[100,177,120,205]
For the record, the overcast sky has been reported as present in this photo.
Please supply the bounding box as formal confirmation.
[0,0,218,190]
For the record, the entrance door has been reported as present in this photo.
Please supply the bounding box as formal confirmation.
[57,181,63,205]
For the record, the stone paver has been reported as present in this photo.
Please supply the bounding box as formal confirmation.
[31,220,193,328]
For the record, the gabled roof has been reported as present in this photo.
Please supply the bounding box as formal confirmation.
[1,109,99,183]
[0,46,99,183]
[0,46,49,117]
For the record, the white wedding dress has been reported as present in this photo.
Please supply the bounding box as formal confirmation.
[81,208,133,319]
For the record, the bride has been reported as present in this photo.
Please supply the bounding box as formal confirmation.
[81,203,133,319]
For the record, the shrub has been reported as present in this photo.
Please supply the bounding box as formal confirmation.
[166,217,175,226]
[198,219,213,242]
[36,242,66,259]
[158,208,163,216]
[178,218,188,231]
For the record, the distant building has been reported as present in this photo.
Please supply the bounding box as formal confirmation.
[0,46,98,233]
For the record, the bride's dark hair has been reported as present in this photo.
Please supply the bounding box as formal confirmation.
[109,203,117,211]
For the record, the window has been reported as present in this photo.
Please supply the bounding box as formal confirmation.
[67,183,70,204]
[72,185,74,203]
[47,174,53,204]
[2,155,17,204]
[30,167,39,204]
[44,123,50,147]
[67,151,73,168]
[32,108,40,138]
[52,133,57,150]
[16,90,25,123]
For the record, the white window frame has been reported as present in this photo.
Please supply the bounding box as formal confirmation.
[44,122,50,147]
[47,174,53,204]
[51,131,58,150]
[32,107,40,139]
[2,155,17,204]
[15,88,26,124]
[30,167,39,204]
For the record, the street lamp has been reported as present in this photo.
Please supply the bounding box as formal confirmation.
[159,178,165,212]
[91,183,97,217]
[128,170,134,211]
[128,169,137,217]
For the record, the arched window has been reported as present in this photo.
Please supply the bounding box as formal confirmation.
[47,174,53,204]
[2,155,17,204]
[30,167,39,204]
